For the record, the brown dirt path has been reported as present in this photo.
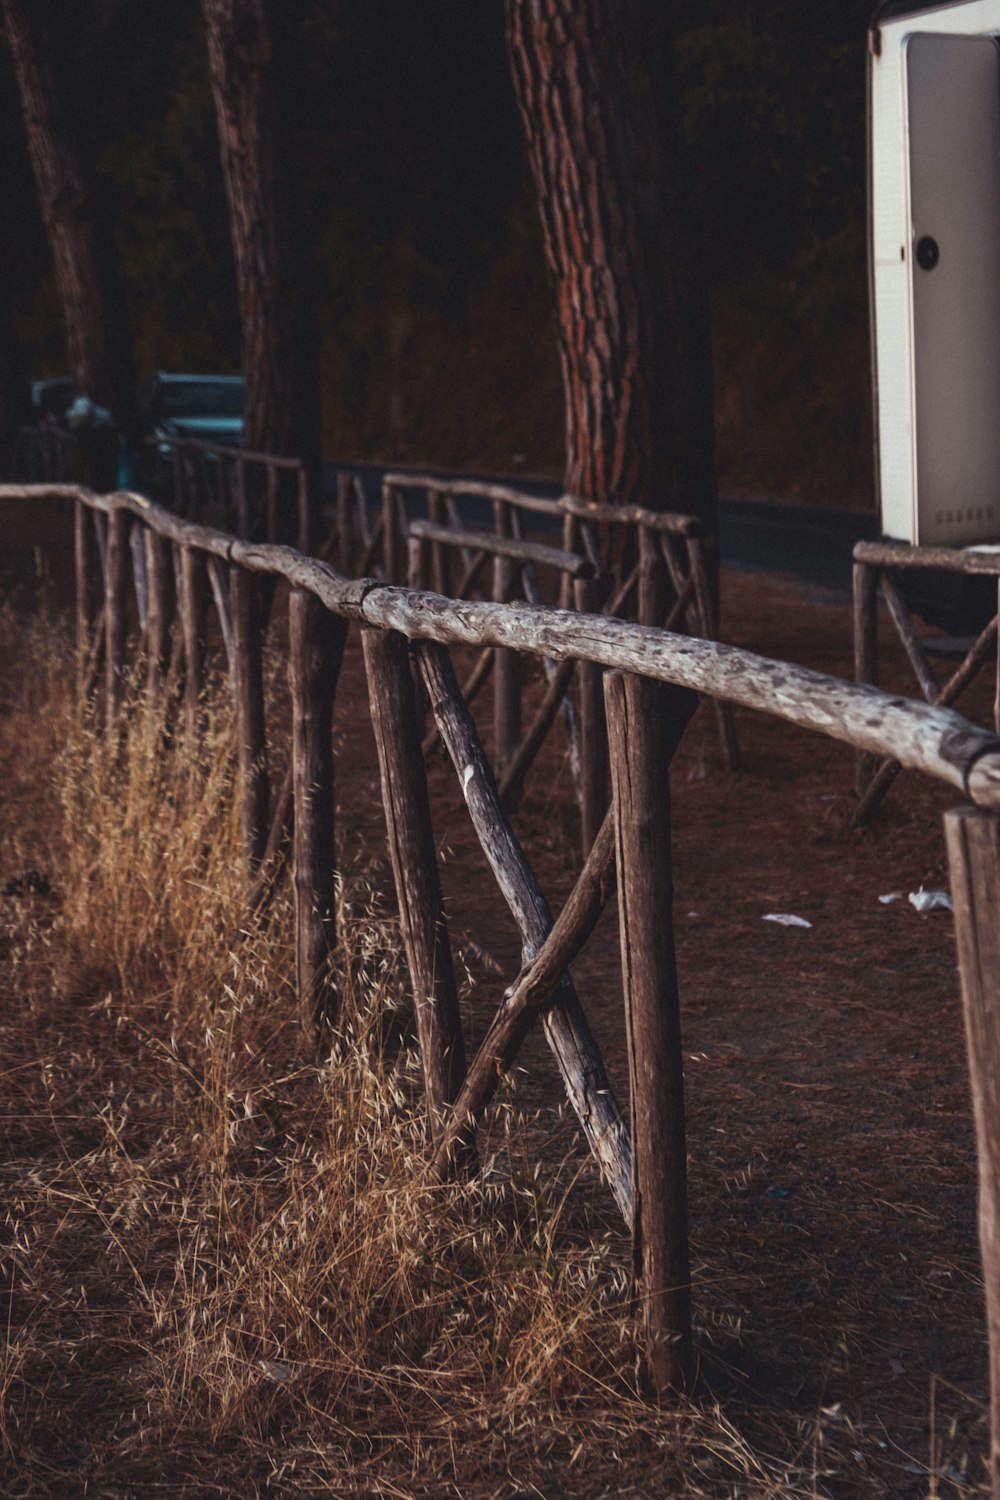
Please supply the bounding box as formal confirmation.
[330,566,993,1496]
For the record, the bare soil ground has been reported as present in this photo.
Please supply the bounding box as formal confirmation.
[0,516,993,1496]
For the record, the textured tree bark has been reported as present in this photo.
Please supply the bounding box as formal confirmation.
[201,0,320,546]
[505,0,716,539]
[3,0,137,454]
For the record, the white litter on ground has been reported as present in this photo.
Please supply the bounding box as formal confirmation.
[908,887,953,914]
[879,892,903,905]
[762,913,813,929]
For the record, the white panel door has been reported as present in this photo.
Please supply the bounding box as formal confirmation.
[906,31,1000,544]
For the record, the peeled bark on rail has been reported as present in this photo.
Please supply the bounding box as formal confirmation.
[289,589,347,1038]
[3,0,138,450]
[945,808,1000,1500]
[416,639,633,1222]
[230,567,269,875]
[505,0,716,540]
[362,629,466,1139]
[606,670,693,1394]
[201,0,320,543]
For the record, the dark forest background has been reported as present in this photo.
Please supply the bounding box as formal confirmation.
[0,0,875,508]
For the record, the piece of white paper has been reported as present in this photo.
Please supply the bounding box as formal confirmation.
[762,913,812,929]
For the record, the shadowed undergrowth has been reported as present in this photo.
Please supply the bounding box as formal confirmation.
[0,608,866,1497]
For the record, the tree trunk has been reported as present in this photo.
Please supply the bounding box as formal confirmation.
[2,0,138,456]
[504,0,717,537]
[201,0,321,547]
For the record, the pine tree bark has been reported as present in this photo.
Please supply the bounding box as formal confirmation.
[201,0,320,546]
[505,0,717,532]
[3,0,138,450]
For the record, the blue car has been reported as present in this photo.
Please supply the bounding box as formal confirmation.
[144,372,244,447]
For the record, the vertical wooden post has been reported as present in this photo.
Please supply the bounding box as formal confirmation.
[289,589,347,1040]
[297,464,311,555]
[605,669,693,1395]
[143,527,172,708]
[235,453,249,536]
[944,807,1000,1500]
[231,567,269,875]
[408,532,430,593]
[362,628,466,1136]
[575,574,609,853]
[638,523,668,628]
[104,507,127,728]
[492,566,522,785]
[179,544,207,740]
[382,481,400,584]
[74,497,95,688]
[687,534,740,772]
[337,471,352,572]
[854,559,879,797]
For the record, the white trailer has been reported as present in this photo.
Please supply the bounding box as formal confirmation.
[870,0,1000,545]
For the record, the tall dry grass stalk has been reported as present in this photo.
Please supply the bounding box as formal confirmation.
[0,607,824,1496]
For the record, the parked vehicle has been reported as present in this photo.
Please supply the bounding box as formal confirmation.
[142,372,244,447]
[30,376,75,428]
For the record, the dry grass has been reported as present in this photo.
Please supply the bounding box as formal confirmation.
[0,604,955,1497]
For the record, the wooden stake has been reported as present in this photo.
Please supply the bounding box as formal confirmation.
[74,496,95,690]
[575,574,609,853]
[179,544,207,740]
[493,555,521,776]
[289,589,347,1039]
[362,628,466,1137]
[104,508,126,728]
[417,639,633,1222]
[944,807,1000,1500]
[337,471,352,572]
[144,527,171,708]
[606,669,693,1395]
[231,567,269,875]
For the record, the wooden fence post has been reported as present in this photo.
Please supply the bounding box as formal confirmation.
[493,555,521,777]
[143,528,172,708]
[289,589,347,1040]
[337,471,352,573]
[74,496,95,687]
[944,807,1000,1500]
[104,508,127,729]
[605,669,693,1395]
[231,567,269,876]
[362,627,466,1138]
[854,559,879,797]
[179,544,207,740]
[575,574,609,854]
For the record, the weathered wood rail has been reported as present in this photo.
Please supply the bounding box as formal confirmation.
[7,480,1000,1468]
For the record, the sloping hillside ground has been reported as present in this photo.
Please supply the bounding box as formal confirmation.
[0,524,992,1496]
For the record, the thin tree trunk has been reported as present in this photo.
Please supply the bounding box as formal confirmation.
[505,0,716,540]
[3,0,137,454]
[201,0,320,547]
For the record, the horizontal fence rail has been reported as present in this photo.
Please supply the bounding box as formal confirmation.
[7,482,1000,803]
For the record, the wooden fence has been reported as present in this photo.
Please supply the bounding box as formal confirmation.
[146,433,313,552]
[6,480,1000,1478]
